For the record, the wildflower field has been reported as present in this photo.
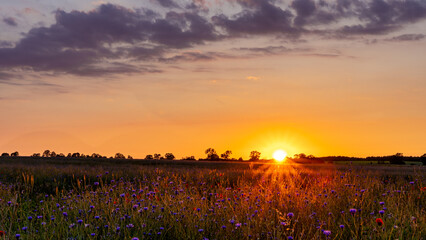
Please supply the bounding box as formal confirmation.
[0,158,424,239]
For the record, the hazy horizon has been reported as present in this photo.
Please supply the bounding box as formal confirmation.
[1,0,425,159]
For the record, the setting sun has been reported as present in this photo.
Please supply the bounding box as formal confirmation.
[273,149,288,162]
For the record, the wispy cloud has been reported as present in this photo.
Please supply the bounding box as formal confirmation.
[3,17,18,27]
[387,33,425,41]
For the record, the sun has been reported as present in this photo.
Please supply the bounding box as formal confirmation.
[273,149,288,162]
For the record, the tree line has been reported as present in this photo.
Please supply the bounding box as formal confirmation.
[1,149,425,164]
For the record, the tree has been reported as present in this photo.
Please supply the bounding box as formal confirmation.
[57,153,65,157]
[154,153,161,160]
[205,148,219,160]
[294,153,306,159]
[145,154,154,160]
[249,151,261,161]
[10,151,19,157]
[31,153,41,157]
[421,154,426,165]
[127,155,133,159]
[71,152,80,158]
[114,153,125,159]
[390,153,405,165]
[1,153,9,157]
[165,153,175,160]
[221,150,232,160]
[42,150,50,157]
[91,153,102,158]
[50,151,57,158]
[183,156,195,160]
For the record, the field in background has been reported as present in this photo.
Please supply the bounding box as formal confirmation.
[0,158,424,239]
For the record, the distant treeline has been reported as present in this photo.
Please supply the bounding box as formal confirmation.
[288,153,425,165]
[1,149,425,165]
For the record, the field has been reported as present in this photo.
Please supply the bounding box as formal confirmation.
[0,158,424,239]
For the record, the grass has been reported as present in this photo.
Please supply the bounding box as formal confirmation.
[0,158,424,239]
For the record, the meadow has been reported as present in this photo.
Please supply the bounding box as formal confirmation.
[0,158,424,239]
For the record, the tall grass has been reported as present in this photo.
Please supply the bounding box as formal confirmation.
[0,161,424,239]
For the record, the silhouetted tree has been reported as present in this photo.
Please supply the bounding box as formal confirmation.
[165,153,175,160]
[1,153,9,157]
[57,153,65,157]
[221,150,232,160]
[390,153,405,165]
[71,152,80,158]
[10,151,19,157]
[205,148,219,160]
[127,155,133,159]
[114,153,125,159]
[154,153,161,160]
[50,151,57,158]
[42,150,50,157]
[145,154,153,160]
[294,153,306,159]
[183,156,195,160]
[32,153,41,157]
[421,154,426,165]
[249,151,261,161]
[91,153,102,158]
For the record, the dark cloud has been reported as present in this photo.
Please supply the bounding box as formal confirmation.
[341,0,426,35]
[3,17,18,27]
[0,4,217,76]
[292,0,316,26]
[156,0,180,8]
[0,1,425,78]
[212,1,296,36]
[0,41,13,47]
[387,33,425,41]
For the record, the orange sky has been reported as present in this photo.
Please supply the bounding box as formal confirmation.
[0,1,425,159]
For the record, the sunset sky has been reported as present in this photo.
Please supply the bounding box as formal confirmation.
[0,0,425,159]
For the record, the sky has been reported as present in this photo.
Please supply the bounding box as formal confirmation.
[0,0,425,159]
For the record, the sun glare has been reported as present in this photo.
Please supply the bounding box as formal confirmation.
[273,149,287,162]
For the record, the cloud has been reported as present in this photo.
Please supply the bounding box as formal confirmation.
[3,17,18,27]
[0,4,218,76]
[156,0,180,8]
[0,41,13,47]
[0,1,425,78]
[212,1,297,36]
[159,51,231,63]
[0,72,16,80]
[236,46,290,55]
[246,76,259,81]
[340,0,426,35]
[387,33,425,41]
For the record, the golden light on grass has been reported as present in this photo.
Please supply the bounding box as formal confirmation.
[273,149,287,162]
